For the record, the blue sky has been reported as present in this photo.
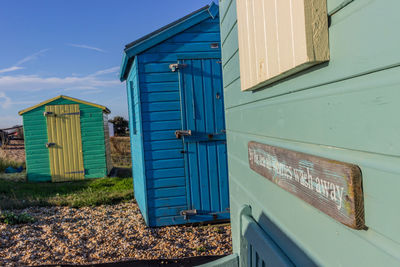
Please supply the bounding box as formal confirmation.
[0,0,212,128]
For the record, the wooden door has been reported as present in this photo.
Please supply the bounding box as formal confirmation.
[178,58,230,221]
[45,104,84,182]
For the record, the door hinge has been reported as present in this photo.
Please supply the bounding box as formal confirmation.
[181,209,197,220]
[169,63,187,72]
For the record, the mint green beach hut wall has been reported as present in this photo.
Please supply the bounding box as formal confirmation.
[19,95,112,182]
[212,0,400,266]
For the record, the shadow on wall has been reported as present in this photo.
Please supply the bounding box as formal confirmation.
[242,211,317,266]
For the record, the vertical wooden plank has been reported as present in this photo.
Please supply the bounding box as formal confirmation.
[70,105,79,180]
[276,0,295,72]
[263,0,280,79]
[55,105,64,181]
[244,0,258,88]
[207,60,220,212]
[63,105,72,180]
[217,141,229,211]
[73,104,84,179]
[45,105,56,181]
[211,60,225,133]
[254,0,268,83]
[192,59,205,210]
[184,60,201,210]
[198,59,211,211]
[292,0,308,64]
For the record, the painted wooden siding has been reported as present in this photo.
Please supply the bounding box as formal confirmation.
[137,16,222,227]
[22,98,108,182]
[103,113,112,175]
[23,107,52,182]
[127,57,149,224]
[220,0,400,265]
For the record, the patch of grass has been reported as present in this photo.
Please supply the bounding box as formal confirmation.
[0,211,36,225]
[0,177,133,210]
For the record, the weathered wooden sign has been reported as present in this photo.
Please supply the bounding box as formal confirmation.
[248,142,365,229]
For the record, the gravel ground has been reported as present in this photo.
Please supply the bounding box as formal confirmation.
[0,201,232,266]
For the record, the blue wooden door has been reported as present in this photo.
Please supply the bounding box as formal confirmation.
[178,58,230,222]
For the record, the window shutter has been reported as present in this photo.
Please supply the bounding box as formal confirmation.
[236,0,330,91]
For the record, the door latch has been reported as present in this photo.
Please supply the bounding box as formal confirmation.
[43,111,55,117]
[180,209,197,220]
[169,63,187,72]
[175,130,192,139]
[46,142,56,148]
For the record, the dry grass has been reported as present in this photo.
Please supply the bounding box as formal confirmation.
[110,137,131,167]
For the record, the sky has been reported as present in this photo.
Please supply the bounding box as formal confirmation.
[0,0,212,128]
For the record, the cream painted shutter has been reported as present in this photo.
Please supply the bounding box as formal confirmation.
[236,0,330,91]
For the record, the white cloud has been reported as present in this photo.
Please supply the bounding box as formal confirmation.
[0,92,36,110]
[0,49,49,76]
[0,92,11,109]
[15,49,50,66]
[67,43,106,53]
[90,66,120,77]
[0,66,24,74]
[0,73,120,92]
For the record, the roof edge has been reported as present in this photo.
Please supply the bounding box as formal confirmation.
[18,95,111,115]
[119,2,219,81]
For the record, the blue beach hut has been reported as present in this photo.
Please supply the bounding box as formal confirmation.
[119,3,229,227]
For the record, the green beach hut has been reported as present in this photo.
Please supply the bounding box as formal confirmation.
[19,95,112,182]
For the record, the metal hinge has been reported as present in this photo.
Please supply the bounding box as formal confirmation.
[181,209,197,220]
[169,63,187,72]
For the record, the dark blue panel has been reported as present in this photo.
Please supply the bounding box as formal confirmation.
[143,120,181,132]
[147,177,186,189]
[166,32,221,43]
[142,111,181,122]
[146,42,221,54]
[145,149,183,160]
[141,101,180,112]
[140,82,178,93]
[145,158,184,170]
[148,186,186,198]
[141,92,180,103]
[144,139,182,151]
[148,196,187,208]
[179,58,230,221]
[149,206,187,217]
[143,130,177,142]
[146,167,185,179]
[142,73,178,83]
